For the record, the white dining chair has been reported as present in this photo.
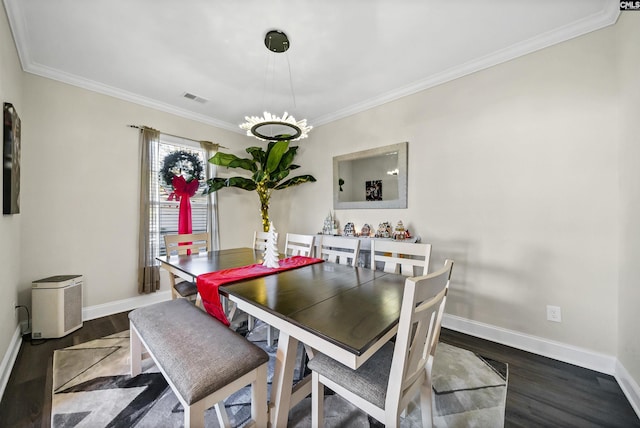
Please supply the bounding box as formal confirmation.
[241,231,280,333]
[284,233,316,257]
[370,240,432,276]
[318,235,361,267]
[252,230,278,252]
[163,233,210,303]
[309,259,454,427]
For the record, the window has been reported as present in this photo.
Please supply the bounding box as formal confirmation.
[153,134,212,256]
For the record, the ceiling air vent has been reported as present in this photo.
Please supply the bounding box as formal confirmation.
[182,92,208,103]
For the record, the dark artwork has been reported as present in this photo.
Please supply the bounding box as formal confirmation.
[3,102,21,215]
[365,180,382,201]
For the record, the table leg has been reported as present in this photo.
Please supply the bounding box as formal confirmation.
[269,331,299,428]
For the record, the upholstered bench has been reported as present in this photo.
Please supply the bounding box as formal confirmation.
[129,298,269,428]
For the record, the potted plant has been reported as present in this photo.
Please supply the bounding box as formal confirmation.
[205,140,316,231]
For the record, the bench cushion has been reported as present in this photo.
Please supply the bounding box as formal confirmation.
[129,299,269,405]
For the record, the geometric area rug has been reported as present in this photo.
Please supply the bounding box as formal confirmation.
[52,325,507,427]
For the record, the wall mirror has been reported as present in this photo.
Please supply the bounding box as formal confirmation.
[333,142,407,209]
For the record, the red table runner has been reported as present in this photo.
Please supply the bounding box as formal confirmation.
[196,256,324,325]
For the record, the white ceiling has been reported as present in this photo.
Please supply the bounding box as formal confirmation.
[4,0,619,134]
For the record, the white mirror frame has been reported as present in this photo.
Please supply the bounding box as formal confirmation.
[333,142,408,210]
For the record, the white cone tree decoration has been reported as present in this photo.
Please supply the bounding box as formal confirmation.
[262,222,280,269]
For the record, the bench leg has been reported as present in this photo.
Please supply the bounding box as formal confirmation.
[214,402,231,428]
[267,326,278,347]
[185,400,207,428]
[252,363,268,427]
[247,314,255,330]
[130,324,142,377]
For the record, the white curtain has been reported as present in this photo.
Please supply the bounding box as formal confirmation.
[138,127,161,293]
[200,140,220,250]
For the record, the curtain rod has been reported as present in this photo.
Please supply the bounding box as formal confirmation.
[127,125,229,149]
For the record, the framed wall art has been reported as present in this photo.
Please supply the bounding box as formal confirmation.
[3,102,21,215]
[365,180,382,201]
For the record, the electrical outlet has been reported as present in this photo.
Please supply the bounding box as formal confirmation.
[547,305,562,322]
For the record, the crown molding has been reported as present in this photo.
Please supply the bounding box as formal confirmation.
[3,0,31,67]
[312,3,621,127]
[25,62,241,133]
[3,0,240,133]
[5,0,620,131]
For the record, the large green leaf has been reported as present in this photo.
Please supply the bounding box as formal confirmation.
[225,176,258,191]
[205,177,228,193]
[264,141,277,163]
[205,176,257,193]
[265,141,289,173]
[209,152,256,172]
[270,169,290,183]
[246,146,266,166]
[277,146,299,171]
[274,174,316,190]
[209,152,240,167]
[229,158,258,172]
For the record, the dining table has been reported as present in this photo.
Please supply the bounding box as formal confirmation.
[156,247,407,427]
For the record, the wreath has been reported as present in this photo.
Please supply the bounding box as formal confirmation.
[159,150,204,188]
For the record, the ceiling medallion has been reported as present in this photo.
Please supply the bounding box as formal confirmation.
[240,30,312,142]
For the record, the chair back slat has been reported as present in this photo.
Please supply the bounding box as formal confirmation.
[370,240,432,276]
[285,233,315,257]
[253,231,278,251]
[319,236,361,267]
[164,233,210,256]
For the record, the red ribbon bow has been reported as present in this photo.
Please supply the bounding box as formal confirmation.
[171,176,199,254]
[171,175,199,201]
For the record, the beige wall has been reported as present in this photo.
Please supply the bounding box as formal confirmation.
[617,13,640,390]
[295,20,621,354]
[0,2,24,368]
[18,75,252,308]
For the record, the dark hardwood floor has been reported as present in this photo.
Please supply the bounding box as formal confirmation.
[0,312,638,427]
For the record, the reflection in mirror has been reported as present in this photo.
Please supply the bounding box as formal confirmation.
[333,142,407,209]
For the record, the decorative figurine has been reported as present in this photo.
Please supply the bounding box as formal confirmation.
[262,222,280,268]
[343,222,356,237]
[375,222,393,238]
[393,220,408,240]
[360,223,371,237]
[322,212,338,235]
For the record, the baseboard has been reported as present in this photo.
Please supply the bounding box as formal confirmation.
[615,360,640,418]
[82,290,172,321]
[442,313,617,375]
[0,291,171,403]
[0,326,23,402]
[442,313,640,418]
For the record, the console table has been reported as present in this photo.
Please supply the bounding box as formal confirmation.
[314,235,420,268]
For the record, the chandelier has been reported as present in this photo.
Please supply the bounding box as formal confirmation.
[240,30,312,142]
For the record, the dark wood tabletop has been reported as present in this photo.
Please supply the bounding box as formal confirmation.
[156,247,260,278]
[157,247,406,356]
[222,262,405,355]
